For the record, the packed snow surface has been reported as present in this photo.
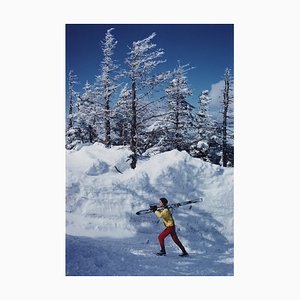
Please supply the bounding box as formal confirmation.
[66,143,234,275]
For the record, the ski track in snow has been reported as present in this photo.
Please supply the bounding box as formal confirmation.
[66,143,234,276]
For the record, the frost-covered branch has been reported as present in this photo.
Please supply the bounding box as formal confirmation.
[97,28,119,148]
[123,32,168,167]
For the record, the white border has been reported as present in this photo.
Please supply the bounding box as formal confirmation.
[1,0,299,299]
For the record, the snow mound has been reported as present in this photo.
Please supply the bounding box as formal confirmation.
[66,143,233,275]
[66,143,233,242]
[86,160,109,176]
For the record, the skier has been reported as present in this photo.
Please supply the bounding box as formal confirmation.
[150,197,189,257]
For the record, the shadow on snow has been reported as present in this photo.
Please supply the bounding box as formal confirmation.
[66,209,233,276]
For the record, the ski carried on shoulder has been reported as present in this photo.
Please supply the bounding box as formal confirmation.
[136,198,204,215]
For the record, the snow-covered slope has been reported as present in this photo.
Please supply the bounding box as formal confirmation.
[66,143,234,275]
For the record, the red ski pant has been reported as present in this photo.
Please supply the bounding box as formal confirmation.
[158,226,187,253]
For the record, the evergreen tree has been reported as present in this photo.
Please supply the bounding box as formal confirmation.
[67,70,78,129]
[197,90,211,138]
[66,70,80,149]
[124,32,169,168]
[75,81,99,144]
[96,28,119,148]
[190,90,214,161]
[221,68,234,167]
[162,63,194,151]
[111,84,131,146]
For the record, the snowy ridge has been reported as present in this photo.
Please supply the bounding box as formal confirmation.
[66,143,233,275]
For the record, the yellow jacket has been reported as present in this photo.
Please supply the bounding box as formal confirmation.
[155,208,174,227]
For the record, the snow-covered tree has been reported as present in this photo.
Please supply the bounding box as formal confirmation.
[197,90,211,137]
[162,63,194,151]
[190,90,214,161]
[66,70,80,149]
[124,32,169,168]
[95,28,119,148]
[111,84,131,146]
[75,81,99,144]
[67,70,78,129]
[221,68,234,167]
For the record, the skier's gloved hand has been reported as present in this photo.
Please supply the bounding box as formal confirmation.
[150,205,157,212]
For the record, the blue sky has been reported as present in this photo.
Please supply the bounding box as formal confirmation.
[66,24,233,108]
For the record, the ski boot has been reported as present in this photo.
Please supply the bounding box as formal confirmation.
[156,250,166,256]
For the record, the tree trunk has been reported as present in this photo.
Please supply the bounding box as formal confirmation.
[222,103,228,167]
[222,72,230,167]
[68,81,73,129]
[175,96,180,151]
[130,80,137,168]
[104,88,111,148]
[175,110,180,150]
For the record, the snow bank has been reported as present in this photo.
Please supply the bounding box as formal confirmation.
[66,143,233,275]
[66,143,233,242]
